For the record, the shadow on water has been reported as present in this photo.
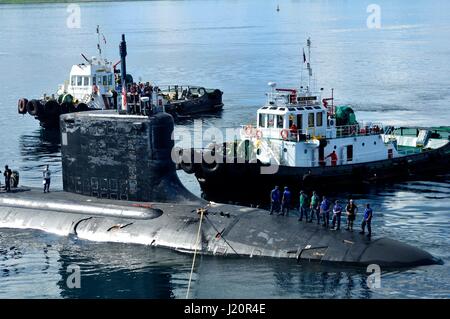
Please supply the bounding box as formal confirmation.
[173,109,224,126]
[194,255,382,298]
[19,128,60,163]
[55,238,192,299]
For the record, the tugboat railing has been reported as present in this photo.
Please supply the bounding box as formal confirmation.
[241,123,384,142]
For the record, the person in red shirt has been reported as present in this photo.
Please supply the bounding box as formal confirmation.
[289,123,298,141]
[326,150,338,166]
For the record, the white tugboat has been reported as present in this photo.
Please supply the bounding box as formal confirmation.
[181,38,450,204]
[17,28,223,129]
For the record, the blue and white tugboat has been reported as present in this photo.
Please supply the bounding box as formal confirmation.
[181,38,450,204]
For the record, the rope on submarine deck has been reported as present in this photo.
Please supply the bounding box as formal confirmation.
[186,207,205,299]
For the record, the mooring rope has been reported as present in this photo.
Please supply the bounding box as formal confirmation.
[186,207,205,299]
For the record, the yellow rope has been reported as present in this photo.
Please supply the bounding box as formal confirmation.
[185,208,205,299]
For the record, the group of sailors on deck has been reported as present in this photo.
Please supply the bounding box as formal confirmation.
[269,186,373,237]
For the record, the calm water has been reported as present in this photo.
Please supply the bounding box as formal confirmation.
[0,0,449,298]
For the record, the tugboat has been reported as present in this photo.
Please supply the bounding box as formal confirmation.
[180,38,450,204]
[17,27,223,129]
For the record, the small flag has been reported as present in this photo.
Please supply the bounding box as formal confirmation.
[102,34,107,44]
[303,48,307,64]
[96,25,99,34]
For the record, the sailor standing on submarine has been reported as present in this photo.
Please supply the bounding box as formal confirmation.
[43,165,51,193]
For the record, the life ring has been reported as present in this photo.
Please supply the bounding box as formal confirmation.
[17,98,28,114]
[198,87,206,95]
[360,128,367,135]
[281,129,289,140]
[244,124,253,137]
[256,129,263,140]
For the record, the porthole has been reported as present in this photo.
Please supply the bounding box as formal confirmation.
[333,145,337,149]
[374,141,377,145]
[362,142,365,147]
[304,149,308,154]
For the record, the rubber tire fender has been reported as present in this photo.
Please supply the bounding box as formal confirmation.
[18,98,28,114]
[44,100,60,116]
[26,99,42,116]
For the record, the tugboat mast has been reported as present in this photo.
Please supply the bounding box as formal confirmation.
[306,37,312,92]
[96,25,103,59]
[119,34,128,112]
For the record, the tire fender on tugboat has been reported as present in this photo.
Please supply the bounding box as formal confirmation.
[44,100,60,116]
[17,98,28,114]
[201,144,224,175]
[180,149,196,174]
[26,99,42,116]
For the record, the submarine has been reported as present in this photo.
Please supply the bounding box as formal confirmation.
[0,108,440,268]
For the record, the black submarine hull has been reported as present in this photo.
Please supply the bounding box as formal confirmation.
[0,110,441,268]
[0,187,439,268]
[185,141,450,205]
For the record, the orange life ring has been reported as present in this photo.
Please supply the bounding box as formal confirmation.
[281,129,289,140]
[256,129,263,139]
[360,128,366,135]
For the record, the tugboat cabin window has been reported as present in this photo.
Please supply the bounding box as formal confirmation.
[83,76,90,86]
[259,113,267,128]
[276,115,284,128]
[77,76,82,86]
[103,75,107,85]
[316,112,323,127]
[108,74,113,85]
[71,76,76,86]
[297,114,303,129]
[93,76,96,85]
[308,113,315,127]
[268,114,275,128]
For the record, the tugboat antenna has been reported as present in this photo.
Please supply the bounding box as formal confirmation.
[96,25,102,58]
[307,37,312,92]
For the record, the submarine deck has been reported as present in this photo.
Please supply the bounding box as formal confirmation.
[0,187,439,268]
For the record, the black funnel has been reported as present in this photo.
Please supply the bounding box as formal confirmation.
[60,111,201,204]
